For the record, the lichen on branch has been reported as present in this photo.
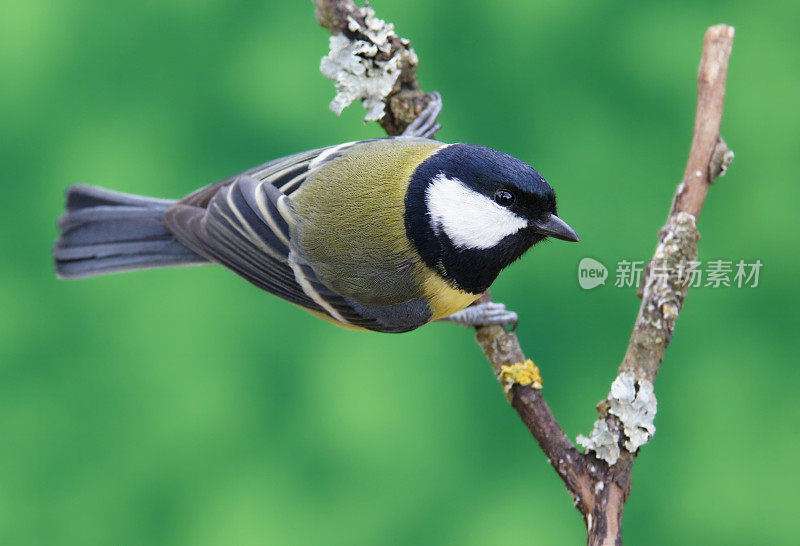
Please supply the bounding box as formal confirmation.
[320,6,417,122]
[578,373,657,464]
[314,0,428,135]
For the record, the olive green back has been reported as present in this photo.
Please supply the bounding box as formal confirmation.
[290,138,443,306]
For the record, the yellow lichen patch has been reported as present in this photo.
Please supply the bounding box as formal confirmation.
[498,360,543,395]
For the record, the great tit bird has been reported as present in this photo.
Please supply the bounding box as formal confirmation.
[54,136,578,333]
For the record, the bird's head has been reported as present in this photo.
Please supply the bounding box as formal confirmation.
[405,143,579,294]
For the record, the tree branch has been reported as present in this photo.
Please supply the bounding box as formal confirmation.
[313,5,734,544]
[619,25,735,383]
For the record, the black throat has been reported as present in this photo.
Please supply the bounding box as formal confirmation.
[404,152,539,295]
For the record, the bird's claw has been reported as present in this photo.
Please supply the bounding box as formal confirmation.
[402,92,442,139]
[439,301,519,330]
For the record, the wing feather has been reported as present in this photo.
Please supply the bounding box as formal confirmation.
[163,144,397,330]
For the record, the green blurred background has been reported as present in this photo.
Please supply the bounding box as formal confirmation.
[2,0,798,544]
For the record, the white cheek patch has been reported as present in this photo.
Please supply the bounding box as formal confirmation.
[425,174,529,250]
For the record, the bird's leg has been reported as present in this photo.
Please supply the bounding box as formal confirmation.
[401,92,442,139]
[438,301,519,329]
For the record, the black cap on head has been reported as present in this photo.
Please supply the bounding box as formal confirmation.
[430,144,556,214]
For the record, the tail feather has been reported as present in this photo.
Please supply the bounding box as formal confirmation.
[54,185,208,279]
[65,185,177,211]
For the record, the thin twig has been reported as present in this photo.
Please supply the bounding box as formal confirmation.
[478,25,734,546]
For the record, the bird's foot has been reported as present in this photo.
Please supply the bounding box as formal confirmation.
[439,301,518,329]
[401,92,442,139]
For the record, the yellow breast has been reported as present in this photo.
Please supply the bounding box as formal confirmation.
[418,265,482,320]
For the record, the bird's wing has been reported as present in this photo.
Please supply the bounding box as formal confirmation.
[163,143,421,332]
[177,142,363,208]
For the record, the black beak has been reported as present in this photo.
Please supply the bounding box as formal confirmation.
[532,213,580,242]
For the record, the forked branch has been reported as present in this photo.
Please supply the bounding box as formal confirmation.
[313,4,734,544]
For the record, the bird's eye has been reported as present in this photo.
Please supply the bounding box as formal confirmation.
[494,189,515,207]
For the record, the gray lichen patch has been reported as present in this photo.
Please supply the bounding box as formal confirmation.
[578,373,657,464]
[636,212,700,347]
[577,420,620,465]
[319,6,418,122]
[709,138,734,181]
[608,373,657,452]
